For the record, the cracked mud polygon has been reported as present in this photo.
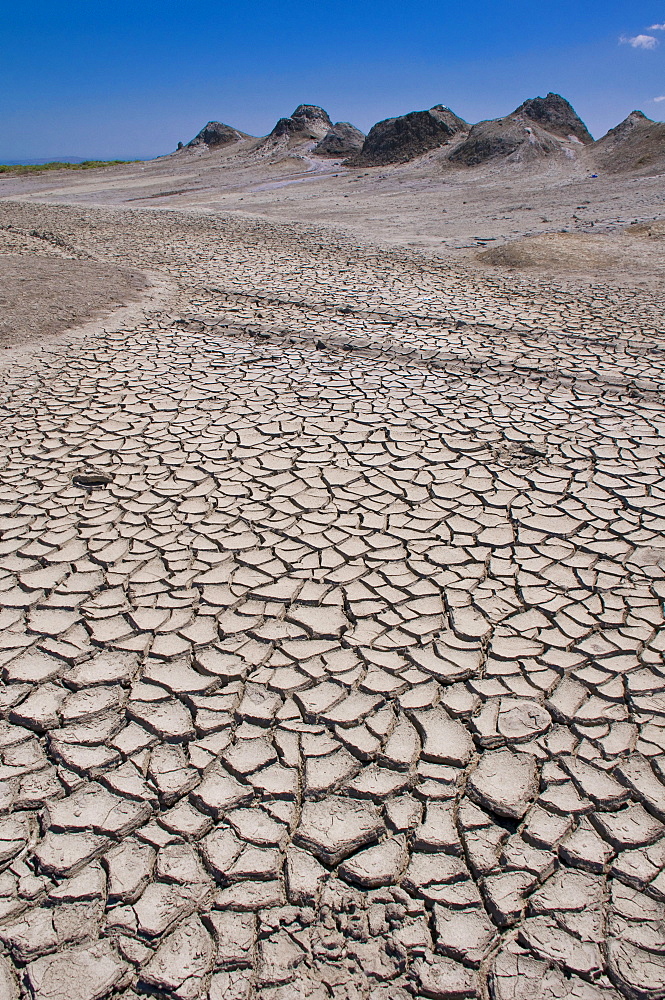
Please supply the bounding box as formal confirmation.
[0,196,664,1000]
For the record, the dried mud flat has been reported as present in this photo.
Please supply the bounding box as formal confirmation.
[0,195,664,1000]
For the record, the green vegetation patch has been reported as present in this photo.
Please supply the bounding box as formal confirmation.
[0,160,137,175]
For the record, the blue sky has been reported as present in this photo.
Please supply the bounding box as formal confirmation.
[1,0,664,159]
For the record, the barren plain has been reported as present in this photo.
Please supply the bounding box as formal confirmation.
[0,143,664,1000]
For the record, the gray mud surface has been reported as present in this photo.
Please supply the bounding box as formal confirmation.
[0,235,146,349]
[0,195,663,1000]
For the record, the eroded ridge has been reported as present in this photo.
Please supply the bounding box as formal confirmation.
[0,203,664,1000]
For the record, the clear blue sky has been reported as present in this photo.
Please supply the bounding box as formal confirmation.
[1,0,664,159]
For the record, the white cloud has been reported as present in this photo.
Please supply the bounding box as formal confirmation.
[648,23,665,29]
[654,95,665,102]
[620,33,659,49]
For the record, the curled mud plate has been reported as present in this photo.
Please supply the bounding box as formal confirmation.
[71,471,113,487]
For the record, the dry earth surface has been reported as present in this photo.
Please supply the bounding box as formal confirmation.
[1,136,664,254]
[0,255,146,350]
[0,153,664,1000]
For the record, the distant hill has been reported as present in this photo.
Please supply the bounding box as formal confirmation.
[179,106,366,163]
[591,111,665,174]
[313,122,365,158]
[449,117,564,167]
[185,122,251,149]
[171,96,663,179]
[351,106,468,166]
[449,94,593,168]
[1,155,159,165]
[1,156,90,165]
[270,105,332,140]
[513,93,593,144]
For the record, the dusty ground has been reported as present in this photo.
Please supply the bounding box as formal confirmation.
[0,251,146,349]
[1,140,664,254]
[0,160,663,1000]
[476,229,665,287]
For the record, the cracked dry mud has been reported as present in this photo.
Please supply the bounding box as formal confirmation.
[0,201,664,1000]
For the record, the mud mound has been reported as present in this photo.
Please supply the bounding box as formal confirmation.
[592,111,665,174]
[269,105,333,140]
[185,122,250,148]
[627,220,665,239]
[449,117,562,167]
[352,106,467,166]
[476,232,623,273]
[313,122,365,158]
[513,93,593,144]
[0,255,146,348]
